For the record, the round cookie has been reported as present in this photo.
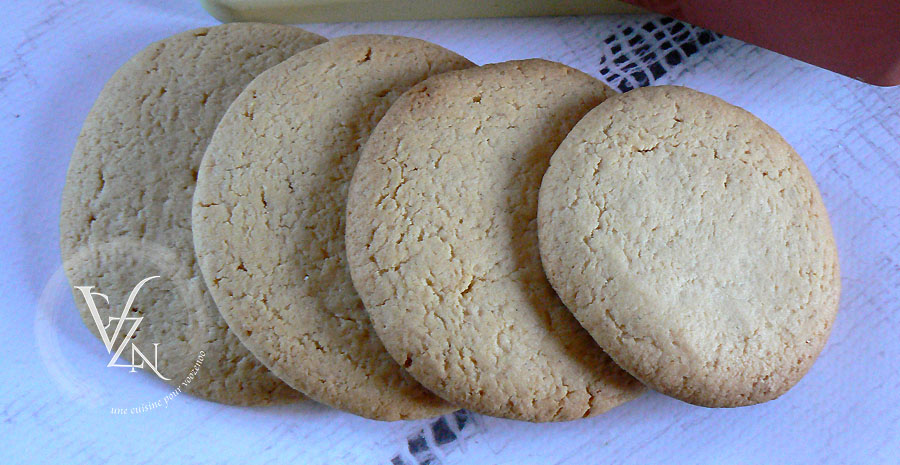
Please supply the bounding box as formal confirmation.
[192,35,473,420]
[60,23,325,405]
[537,85,841,407]
[345,59,646,422]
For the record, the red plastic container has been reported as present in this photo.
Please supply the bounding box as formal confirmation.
[621,0,900,86]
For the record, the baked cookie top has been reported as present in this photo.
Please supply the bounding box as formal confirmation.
[537,85,841,407]
[345,59,646,422]
[60,23,325,405]
[192,35,473,420]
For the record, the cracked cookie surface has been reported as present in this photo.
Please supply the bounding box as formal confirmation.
[346,59,645,422]
[60,23,325,405]
[537,85,841,407]
[192,35,472,420]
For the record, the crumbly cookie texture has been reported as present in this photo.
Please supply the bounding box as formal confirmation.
[538,85,841,407]
[192,35,473,420]
[345,59,646,422]
[60,23,325,405]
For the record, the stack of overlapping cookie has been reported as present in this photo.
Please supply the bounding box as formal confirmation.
[60,24,840,422]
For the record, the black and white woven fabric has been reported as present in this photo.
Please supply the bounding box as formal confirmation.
[597,16,720,92]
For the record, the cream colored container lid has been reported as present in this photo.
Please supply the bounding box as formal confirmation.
[201,0,641,23]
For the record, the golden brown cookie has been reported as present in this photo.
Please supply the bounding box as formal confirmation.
[192,35,473,420]
[345,59,646,422]
[60,23,325,405]
[537,85,841,407]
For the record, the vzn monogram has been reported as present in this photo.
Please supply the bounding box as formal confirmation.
[75,276,171,380]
